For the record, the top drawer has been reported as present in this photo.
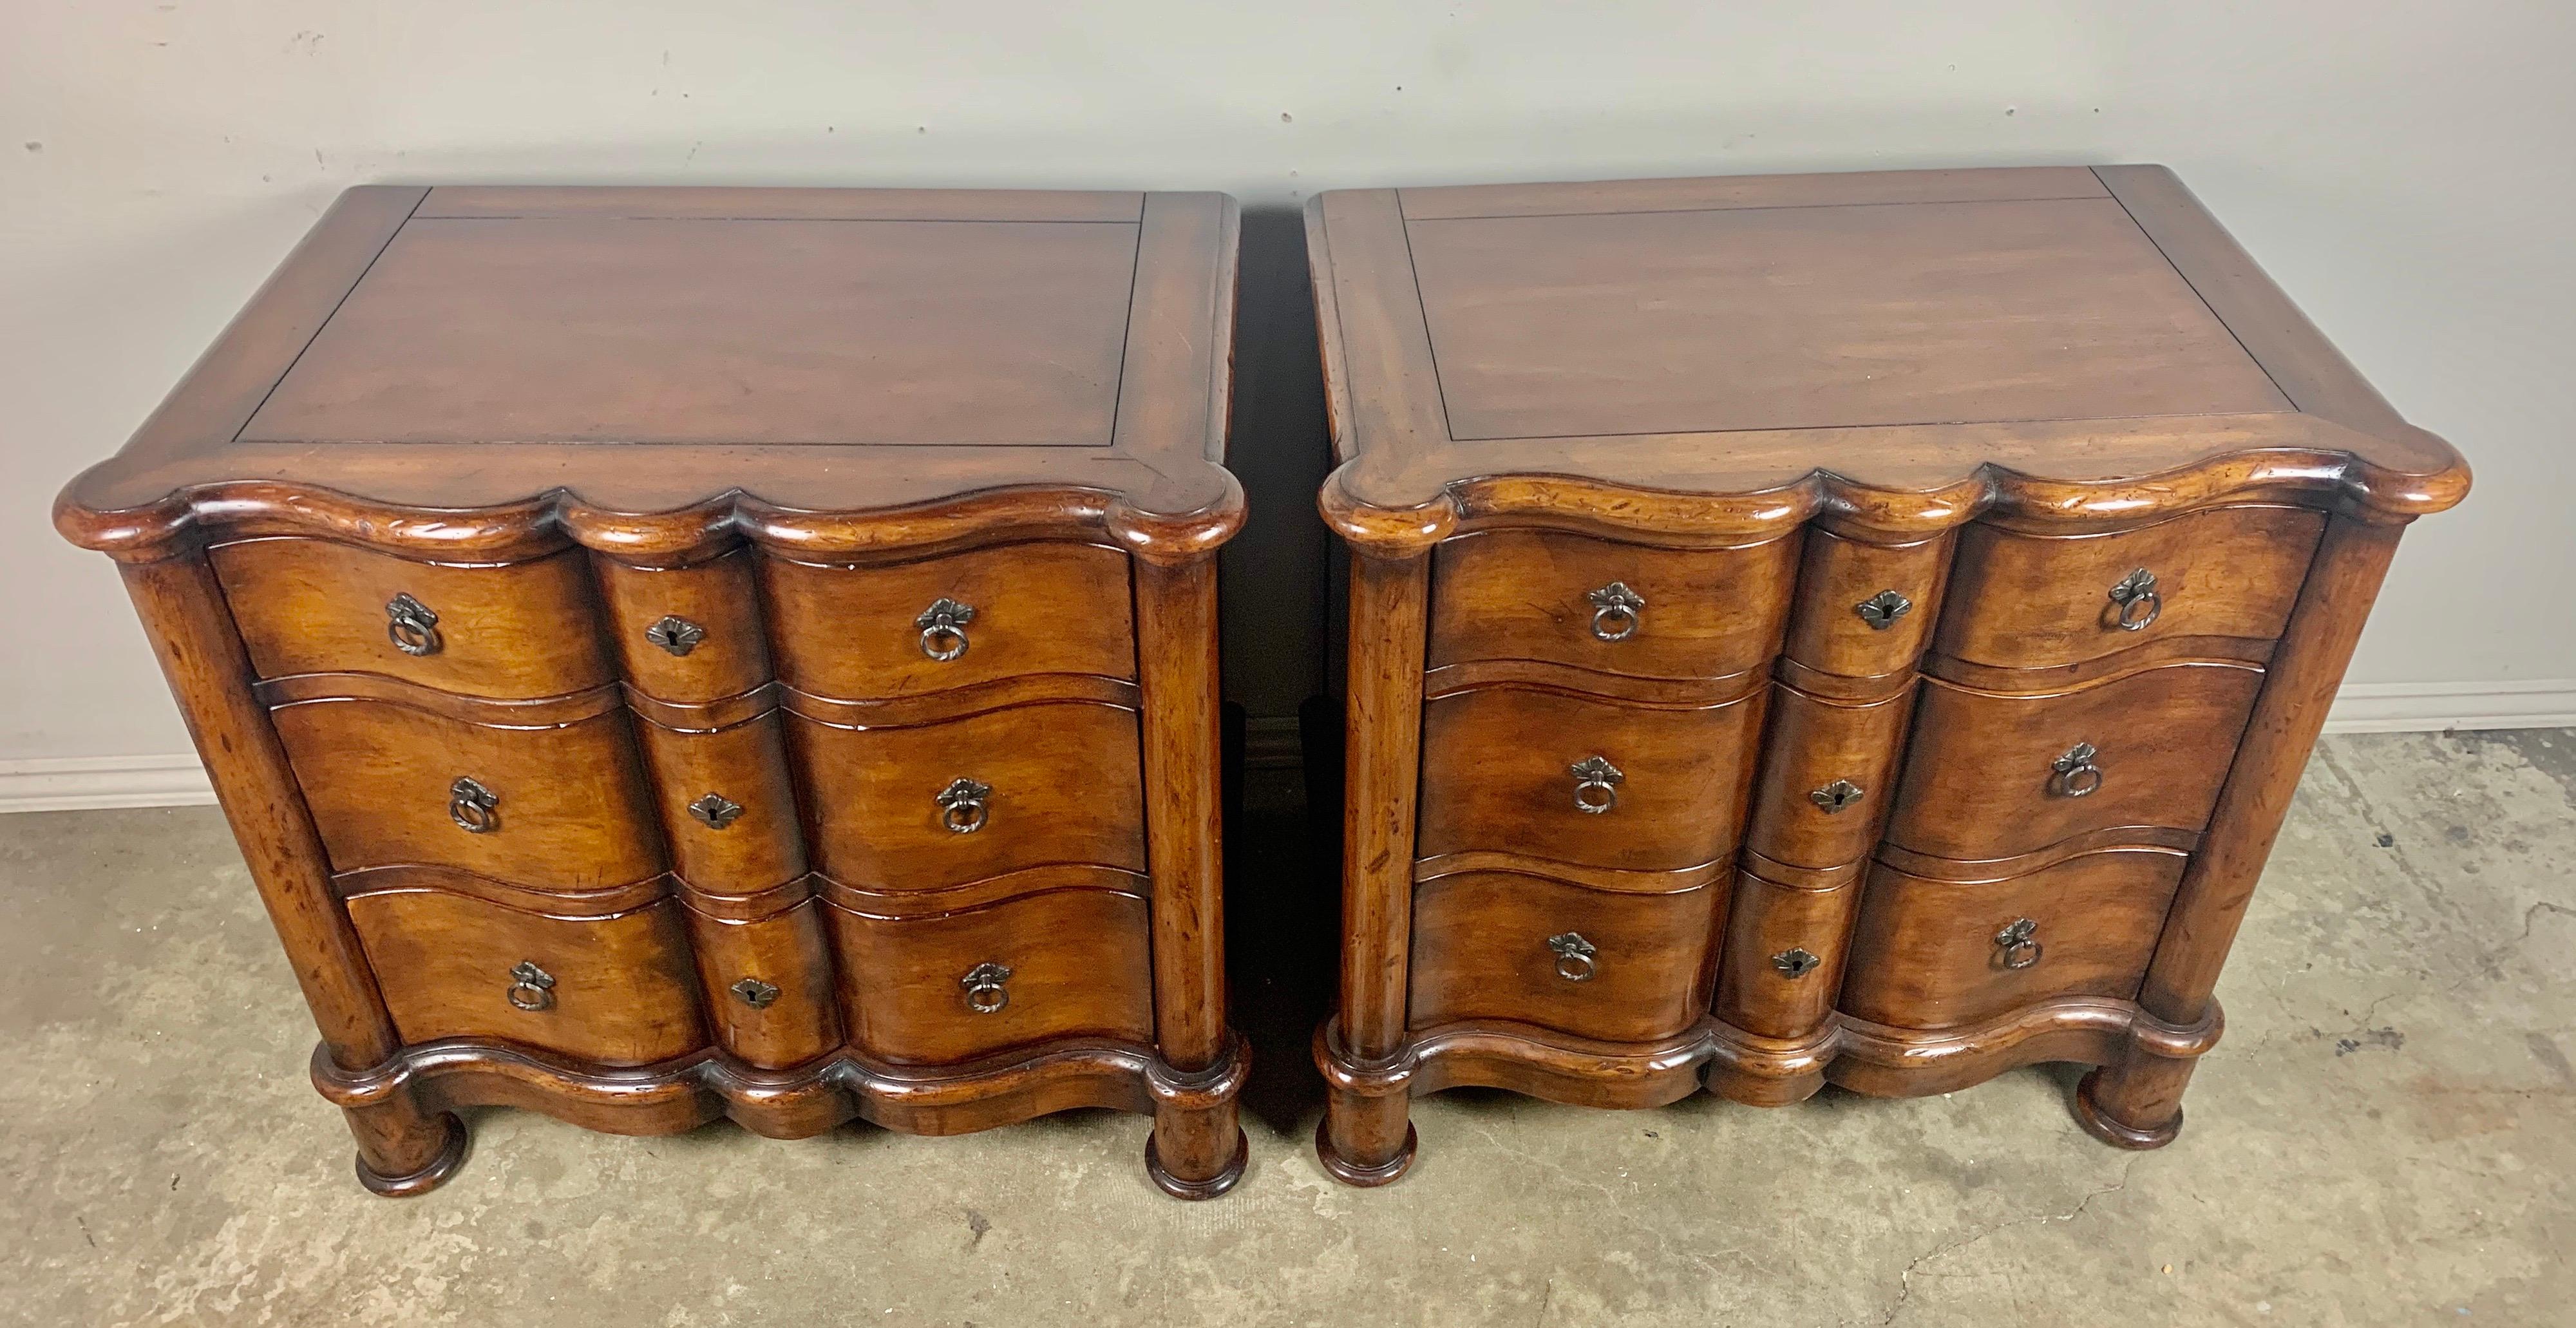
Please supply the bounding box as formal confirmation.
[1935,506,2324,671]
[1429,529,1799,681]
[212,538,612,700]
[761,542,1134,700]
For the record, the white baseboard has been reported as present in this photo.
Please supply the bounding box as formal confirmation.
[0,754,218,813]
[5,681,2573,813]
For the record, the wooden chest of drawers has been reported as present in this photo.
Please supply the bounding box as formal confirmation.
[56,185,1249,1199]
[1304,166,2469,1184]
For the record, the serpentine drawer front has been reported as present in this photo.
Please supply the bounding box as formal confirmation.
[1306,165,2467,1185]
[56,185,1249,1200]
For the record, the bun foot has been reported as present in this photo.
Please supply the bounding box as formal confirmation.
[1146,1126,1248,1200]
[2074,1068,2182,1150]
[355,1112,469,1197]
[1315,1117,1417,1187]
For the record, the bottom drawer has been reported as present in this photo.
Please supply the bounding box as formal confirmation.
[1408,871,1723,1044]
[684,897,842,1070]
[1714,871,1862,1040]
[1839,848,2188,1030]
[826,889,1154,1066]
[346,891,708,1067]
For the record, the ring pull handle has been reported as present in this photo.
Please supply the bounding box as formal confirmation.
[506,960,556,1011]
[1772,947,1821,979]
[2049,743,2104,799]
[730,977,781,1009]
[1809,779,1865,814]
[1994,917,2043,970]
[449,777,500,833]
[386,593,442,657]
[937,777,992,834]
[687,792,743,830]
[1546,932,1598,983]
[2107,567,2161,631]
[961,962,1013,1014]
[916,597,976,662]
[1854,589,1913,631]
[1569,755,1624,815]
[646,615,706,657]
[1586,582,1645,641]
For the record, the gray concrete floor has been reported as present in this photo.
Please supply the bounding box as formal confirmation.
[3,730,2571,1325]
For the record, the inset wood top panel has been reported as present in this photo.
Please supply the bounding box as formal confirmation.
[1308,166,2468,547]
[1409,198,2289,441]
[58,186,1242,562]
[243,214,1142,448]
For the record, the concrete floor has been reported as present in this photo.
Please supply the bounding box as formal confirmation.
[3,729,2571,1325]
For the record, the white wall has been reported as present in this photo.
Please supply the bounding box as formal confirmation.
[6,1,2572,805]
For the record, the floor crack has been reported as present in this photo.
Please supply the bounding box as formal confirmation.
[1866,1156,2142,1326]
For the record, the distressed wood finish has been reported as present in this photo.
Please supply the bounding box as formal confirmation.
[1309,166,2467,1182]
[57,185,1246,1199]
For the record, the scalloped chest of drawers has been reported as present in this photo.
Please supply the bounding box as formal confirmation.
[1304,166,2468,1184]
[57,185,1249,1199]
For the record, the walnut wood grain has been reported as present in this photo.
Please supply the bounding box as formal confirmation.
[1713,871,1862,1040]
[1884,663,2266,862]
[213,538,613,699]
[824,889,1154,1067]
[1408,871,1725,1044]
[1426,527,1799,680]
[759,542,1135,699]
[1935,506,2323,670]
[1780,526,1955,680]
[591,547,773,705]
[677,898,841,1070]
[271,697,665,888]
[631,708,806,894]
[1740,680,1917,870]
[345,891,707,1067]
[1416,683,1768,873]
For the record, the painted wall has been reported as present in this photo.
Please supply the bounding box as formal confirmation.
[6,2,2571,803]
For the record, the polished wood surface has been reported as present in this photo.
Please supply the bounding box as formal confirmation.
[58,185,1246,1199]
[1409,871,1723,1043]
[1310,165,2468,1183]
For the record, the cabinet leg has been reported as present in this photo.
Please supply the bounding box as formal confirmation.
[1146,1100,1248,1200]
[345,1096,469,1197]
[2074,1053,2191,1150]
[1318,1085,1416,1186]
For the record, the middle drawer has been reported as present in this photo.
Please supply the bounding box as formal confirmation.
[1417,685,1767,873]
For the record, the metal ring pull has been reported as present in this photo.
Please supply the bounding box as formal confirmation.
[1772,947,1821,978]
[1994,918,2043,970]
[1569,755,1624,815]
[1546,932,1597,983]
[506,960,556,1011]
[731,977,781,1009]
[646,615,706,657]
[386,593,442,657]
[688,792,743,830]
[961,962,1013,1013]
[449,777,500,833]
[1810,779,1865,814]
[1854,589,1913,631]
[937,777,992,834]
[2107,567,2161,631]
[1586,582,1645,641]
[916,598,976,661]
[2049,743,2104,798]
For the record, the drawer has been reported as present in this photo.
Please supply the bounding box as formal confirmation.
[788,700,1144,891]
[1417,685,1766,873]
[1884,663,2264,863]
[683,895,842,1070]
[1428,528,1798,680]
[761,542,1134,699]
[633,710,808,893]
[1935,505,2324,670]
[1780,526,1954,680]
[593,548,773,705]
[1840,848,2188,1030]
[1742,681,1916,870]
[346,890,706,1067]
[213,538,612,699]
[1712,871,1862,1040]
[826,887,1153,1066]
[273,698,664,888]
[1409,871,1723,1044]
